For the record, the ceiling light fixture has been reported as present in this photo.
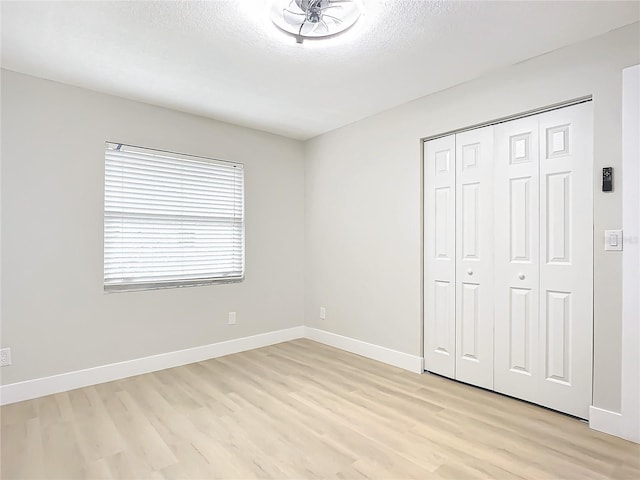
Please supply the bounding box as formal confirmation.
[269,0,363,44]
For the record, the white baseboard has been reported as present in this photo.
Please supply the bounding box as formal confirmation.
[304,327,424,374]
[0,326,305,406]
[590,406,640,443]
[589,406,624,438]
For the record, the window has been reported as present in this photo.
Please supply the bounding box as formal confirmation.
[104,142,244,292]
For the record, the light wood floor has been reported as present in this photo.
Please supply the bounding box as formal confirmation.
[1,339,638,479]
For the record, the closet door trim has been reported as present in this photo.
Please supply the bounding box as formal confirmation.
[421,96,591,143]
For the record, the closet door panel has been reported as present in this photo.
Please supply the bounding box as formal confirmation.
[424,135,456,378]
[494,117,541,402]
[538,103,593,419]
[509,287,533,374]
[454,127,494,389]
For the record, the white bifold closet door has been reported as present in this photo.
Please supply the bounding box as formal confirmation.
[424,102,593,419]
[493,115,541,403]
[454,127,494,390]
[424,135,456,378]
[424,126,495,388]
[494,102,593,419]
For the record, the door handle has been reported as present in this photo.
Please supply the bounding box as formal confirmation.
[467,269,473,276]
[518,273,525,280]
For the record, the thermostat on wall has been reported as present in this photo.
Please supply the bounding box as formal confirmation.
[603,167,613,192]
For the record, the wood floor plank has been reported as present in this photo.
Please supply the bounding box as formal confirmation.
[2,339,639,479]
[0,417,45,479]
[41,420,86,479]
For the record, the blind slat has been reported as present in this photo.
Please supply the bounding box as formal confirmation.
[105,170,242,192]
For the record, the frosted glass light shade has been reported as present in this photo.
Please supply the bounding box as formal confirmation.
[269,0,362,43]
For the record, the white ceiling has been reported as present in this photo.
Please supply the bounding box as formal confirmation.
[2,1,639,140]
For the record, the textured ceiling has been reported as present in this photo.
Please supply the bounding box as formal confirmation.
[2,1,639,140]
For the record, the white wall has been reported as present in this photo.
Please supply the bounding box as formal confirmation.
[304,23,640,413]
[0,69,305,386]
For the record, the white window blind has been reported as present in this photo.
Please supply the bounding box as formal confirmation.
[104,142,244,292]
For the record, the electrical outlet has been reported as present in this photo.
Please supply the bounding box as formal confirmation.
[228,312,237,325]
[0,348,12,367]
[319,307,326,320]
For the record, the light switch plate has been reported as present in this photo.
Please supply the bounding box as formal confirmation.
[604,230,623,251]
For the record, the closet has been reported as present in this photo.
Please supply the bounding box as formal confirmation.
[424,102,593,419]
